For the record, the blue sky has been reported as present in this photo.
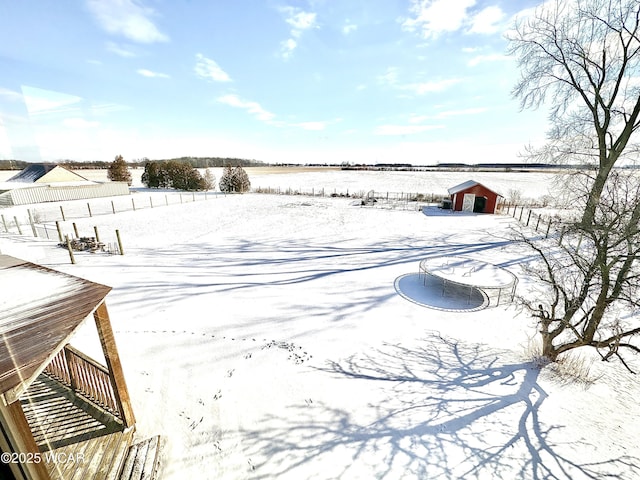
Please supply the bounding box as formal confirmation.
[0,0,547,164]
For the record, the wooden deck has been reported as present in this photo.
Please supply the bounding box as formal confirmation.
[20,374,133,480]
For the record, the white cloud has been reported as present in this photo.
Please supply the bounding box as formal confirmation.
[137,68,170,78]
[106,41,136,57]
[217,94,275,122]
[400,78,462,94]
[194,54,232,82]
[402,0,476,39]
[86,0,169,44]
[468,6,505,34]
[375,124,444,135]
[377,67,399,86]
[378,67,461,96]
[278,6,317,59]
[283,8,317,34]
[343,21,358,35]
[435,107,487,118]
[280,39,297,60]
[467,53,507,67]
[294,121,332,131]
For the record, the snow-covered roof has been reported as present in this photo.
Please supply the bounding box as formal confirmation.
[7,164,90,184]
[447,180,502,196]
[0,255,111,402]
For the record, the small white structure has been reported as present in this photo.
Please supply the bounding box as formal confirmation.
[0,164,130,206]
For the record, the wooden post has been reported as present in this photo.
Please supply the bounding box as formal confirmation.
[526,210,532,226]
[93,302,136,428]
[192,192,195,202]
[56,221,63,242]
[536,215,541,231]
[180,194,183,204]
[111,200,116,214]
[65,235,76,264]
[73,222,79,238]
[27,209,38,237]
[132,198,136,211]
[59,205,66,221]
[1,214,8,232]
[545,218,551,238]
[13,216,22,235]
[519,207,524,221]
[94,226,100,243]
[87,203,93,217]
[150,196,154,208]
[116,229,124,255]
[0,401,52,480]
[165,195,168,206]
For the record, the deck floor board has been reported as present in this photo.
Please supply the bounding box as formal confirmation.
[19,374,133,480]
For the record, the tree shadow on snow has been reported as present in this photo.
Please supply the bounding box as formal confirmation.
[110,234,521,311]
[241,334,640,479]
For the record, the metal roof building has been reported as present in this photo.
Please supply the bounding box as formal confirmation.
[0,164,130,207]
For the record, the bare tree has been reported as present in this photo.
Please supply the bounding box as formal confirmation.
[518,170,640,371]
[507,0,640,227]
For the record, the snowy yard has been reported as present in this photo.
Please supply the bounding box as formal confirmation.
[1,189,639,479]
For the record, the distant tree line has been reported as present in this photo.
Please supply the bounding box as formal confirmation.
[142,160,209,191]
[0,160,29,170]
[141,160,248,192]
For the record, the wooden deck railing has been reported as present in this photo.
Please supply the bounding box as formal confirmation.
[44,345,121,418]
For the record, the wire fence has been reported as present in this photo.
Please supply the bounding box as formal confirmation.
[253,186,448,210]
[502,202,580,248]
[0,190,227,244]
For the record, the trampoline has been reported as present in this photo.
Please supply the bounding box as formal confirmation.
[419,256,518,307]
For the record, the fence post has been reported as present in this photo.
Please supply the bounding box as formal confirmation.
[116,229,124,255]
[1,214,7,232]
[13,216,22,235]
[545,218,551,238]
[72,222,79,238]
[111,200,116,214]
[132,198,136,211]
[56,221,63,242]
[94,226,100,243]
[519,207,524,221]
[535,215,541,231]
[27,209,38,237]
[65,235,76,264]
[192,192,195,202]
[526,210,532,226]
[165,195,168,206]
[60,206,66,221]
[559,226,566,245]
[150,196,154,208]
[87,203,93,217]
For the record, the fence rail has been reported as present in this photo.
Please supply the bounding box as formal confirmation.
[44,344,121,417]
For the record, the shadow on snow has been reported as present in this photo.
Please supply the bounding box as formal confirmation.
[240,334,640,479]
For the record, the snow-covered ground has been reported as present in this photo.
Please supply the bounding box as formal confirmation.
[1,172,639,479]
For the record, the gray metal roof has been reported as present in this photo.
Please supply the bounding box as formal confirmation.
[0,255,111,402]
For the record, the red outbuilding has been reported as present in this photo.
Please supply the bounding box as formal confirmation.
[447,180,502,214]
